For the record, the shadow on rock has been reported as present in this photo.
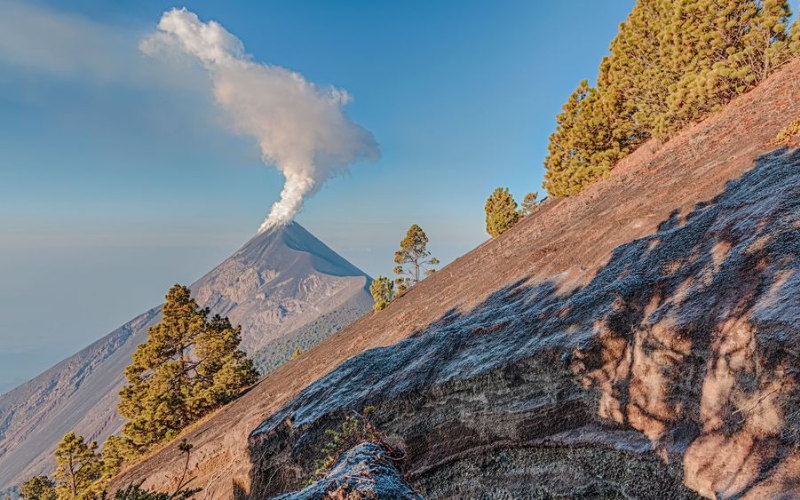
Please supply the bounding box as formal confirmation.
[245,148,800,499]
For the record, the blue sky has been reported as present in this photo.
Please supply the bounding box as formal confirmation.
[0,0,636,392]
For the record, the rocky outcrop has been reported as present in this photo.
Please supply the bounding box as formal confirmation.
[0,223,371,494]
[274,443,420,500]
[112,58,800,499]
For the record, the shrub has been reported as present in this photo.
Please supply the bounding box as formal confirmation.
[485,187,520,237]
[369,276,394,311]
[774,116,800,144]
[307,407,381,485]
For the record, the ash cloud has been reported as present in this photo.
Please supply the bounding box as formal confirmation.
[141,8,379,231]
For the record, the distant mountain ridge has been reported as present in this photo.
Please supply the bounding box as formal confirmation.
[0,222,371,494]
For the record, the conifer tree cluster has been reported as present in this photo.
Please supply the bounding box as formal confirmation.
[20,433,103,500]
[21,285,258,499]
[370,224,440,311]
[20,476,56,500]
[544,0,800,197]
[484,188,538,238]
[21,431,199,500]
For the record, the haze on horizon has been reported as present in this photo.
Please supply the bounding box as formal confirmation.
[0,0,635,394]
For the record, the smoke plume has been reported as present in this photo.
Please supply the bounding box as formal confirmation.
[141,8,379,231]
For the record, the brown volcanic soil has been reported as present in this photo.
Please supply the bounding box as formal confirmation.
[112,58,800,499]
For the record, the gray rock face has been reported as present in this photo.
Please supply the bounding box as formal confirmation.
[248,150,800,499]
[0,222,371,494]
[274,443,421,500]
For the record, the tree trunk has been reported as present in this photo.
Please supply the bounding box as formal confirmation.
[69,455,77,497]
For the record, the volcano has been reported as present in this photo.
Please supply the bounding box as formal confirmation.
[0,222,371,493]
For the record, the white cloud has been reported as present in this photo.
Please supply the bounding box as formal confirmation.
[142,8,380,230]
[0,2,379,231]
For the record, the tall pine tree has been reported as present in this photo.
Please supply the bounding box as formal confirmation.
[53,432,102,500]
[543,81,627,196]
[117,285,258,451]
[393,225,439,293]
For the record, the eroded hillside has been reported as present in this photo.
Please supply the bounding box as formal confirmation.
[112,58,800,499]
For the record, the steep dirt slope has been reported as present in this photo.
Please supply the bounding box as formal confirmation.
[112,58,800,498]
[0,223,371,494]
[253,150,800,498]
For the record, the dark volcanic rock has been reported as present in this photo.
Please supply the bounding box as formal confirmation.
[248,149,800,499]
[274,443,421,500]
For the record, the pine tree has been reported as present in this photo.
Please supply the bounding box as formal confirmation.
[369,276,394,311]
[485,188,520,237]
[543,0,800,198]
[53,432,102,499]
[20,476,56,500]
[520,192,539,216]
[393,225,439,293]
[99,435,133,481]
[598,0,677,139]
[542,81,627,196]
[655,0,796,132]
[745,0,794,80]
[790,9,800,55]
[118,285,259,451]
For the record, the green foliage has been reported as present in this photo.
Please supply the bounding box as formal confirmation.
[117,285,259,453]
[307,407,381,485]
[774,115,800,143]
[22,431,136,500]
[393,225,439,293]
[543,81,627,196]
[21,432,199,500]
[543,0,800,197]
[485,187,520,237]
[54,432,102,499]
[20,476,56,500]
[98,435,135,482]
[661,0,794,130]
[369,276,394,311]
